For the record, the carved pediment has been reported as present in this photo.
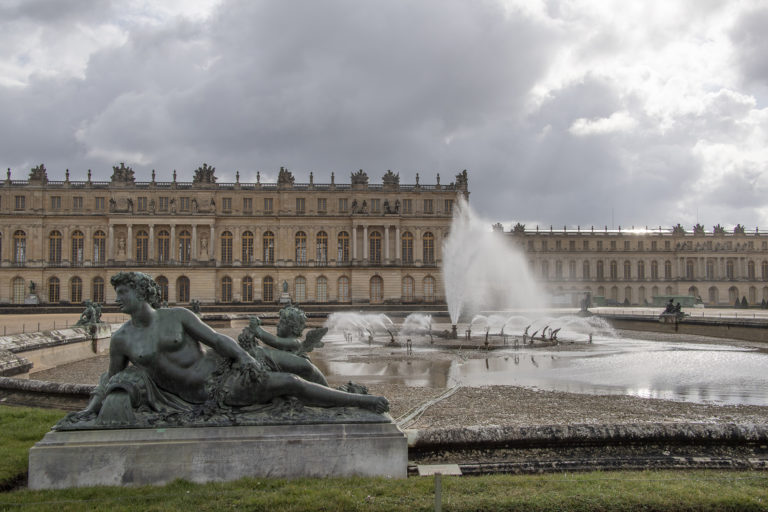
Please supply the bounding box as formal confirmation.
[382,170,399,186]
[111,163,135,183]
[28,164,48,183]
[193,163,217,184]
[278,166,295,186]
[513,222,526,234]
[351,169,368,185]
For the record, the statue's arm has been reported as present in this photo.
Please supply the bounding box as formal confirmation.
[248,317,300,352]
[179,308,255,364]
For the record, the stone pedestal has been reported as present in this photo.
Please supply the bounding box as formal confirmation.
[29,422,407,489]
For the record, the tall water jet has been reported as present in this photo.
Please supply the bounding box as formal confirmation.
[442,197,546,329]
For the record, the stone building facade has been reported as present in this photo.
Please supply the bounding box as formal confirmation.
[506,222,768,307]
[0,164,467,306]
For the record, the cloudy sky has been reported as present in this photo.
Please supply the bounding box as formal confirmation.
[1,0,767,231]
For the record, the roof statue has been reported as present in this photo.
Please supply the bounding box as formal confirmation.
[29,164,48,183]
[693,223,705,235]
[351,169,369,185]
[734,224,746,235]
[672,223,686,235]
[193,163,217,184]
[382,170,400,186]
[111,163,135,183]
[513,222,526,234]
[277,166,295,186]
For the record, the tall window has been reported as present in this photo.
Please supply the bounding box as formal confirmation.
[651,260,659,280]
[156,276,169,303]
[316,231,328,265]
[49,230,62,264]
[423,276,436,302]
[220,231,233,264]
[748,261,756,280]
[263,276,274,302]
[762,261,768,281]
[402,276,414,301]
[637,261,645,280]
[263,197,273,213]
[370,276,383,303]
[726,260,734,279]
[664,260,672,280]
[93,230,106,264]
[295,231,307,264]
[610,260,618,280]
[316,276,328,303]
[401,232,413,264]
[423,232,435,264]
[178,230,191,262]
[569,260,576,279]
[338,276,350,302]
[582,260,590,279]
[12,277,25,304]
[369,231,382,264]
[177,276,190,302]
[686,260,695,280]
[70,277,82,303]
[242,276,253,302]
[296,198,305,214]
[71,230,84,266]
[623,260,631,279]
[221,276,232,302]
[48,277,60,303]
[423,199,433,213]
[135,230,148,263]
[242,231,254,263]
[295,276,307,302]
[243,197,252,213]
[92,277,105,303]
[337,231,349,263]
[708,260,716,280]
[596,261,604,279]
[263,231,275,263]
[157,230,170,263]
[555,260,563,279]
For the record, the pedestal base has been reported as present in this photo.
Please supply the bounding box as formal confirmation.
[29,422,407,489]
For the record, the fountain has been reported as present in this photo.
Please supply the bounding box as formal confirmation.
[442,197,546,337]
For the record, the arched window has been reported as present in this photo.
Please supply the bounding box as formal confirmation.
[71,230,84,266]
[610,286,618,301]
[707,260,715,280]
[688,286,699,298]
[401,232,413,264]
[370,275,383,303]
[555,260,563,279]
[749,286,757,304]
[316,231,328,265]
[609,260,618,280]
[12,277,25,304]
[369,231,382,264]
[135,229,148,263]
[540,260,549,279]
[423,276,436,302]
[70,276,82,303]
[624,286,632,303]
[639,286,646,304]
[176,276,190,303]
[157,230,170,263]
[263,231,275,264]
[295,276,307,302]
[93,230,106,264]
[652,285,659,298]
[221,276,232,302]
[762,261,768,281]
[686,260,695,280]
[48,277,60,303]
[316,276,328,303]
[651,260,659,280]
[623,260,631,279]
[13,231,26,265]
[582,260,590,279]
[402,276,414,301]
[597,286,605,297]
[596,261,604,279]
[337,232,349,263]
[726,260,735,279]
[263,276,274,302]
[220,231,233,264]
[665,285,673,295]
[92,277,105,303]
[708,286,718,305]
[178,230,191,262]
[423,232,435,264]
[338,276,350,302]
[728,286,739,304]
[664,260,672,280]
[242,276,253,302]
[295,231,307,264]
[569,260,576,279]
[242,231,254,263]
[49,230,62,264]
[156,276,169,303]
[748,261,756,280]
[637,261,645,280]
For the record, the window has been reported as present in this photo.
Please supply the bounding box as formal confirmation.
[12,277,25,304]
[371,199,380,212]
[14,196,25,210]
[242,231,254,263]
[137,197,147,211]
[157,230,170,262]
[402,276,414,301]
[264,198,273,213]
[221,276,232,302]
[242,276,253,302]
[243,197,252,213]
[316,231,328,265]
[220,231,233,264]
[402,199,412,213]
[665,240,671,250]
[652,241,658,250]
[665,260,672,279]
[423,276,435,302]
[177,276,190,302]
[73,197,83,210]
[338,276,350,302]
[555,260,563,279]
[597,241,603,251]
[687,260,695,280]
[296,198,305,214]
[748,261,756,280]
[92,277,105,303]
[295,276,307,302]
[13,230,26,264]
[263,231,275,263]
[637,261,645,280]
[423,232,435,264]
[555,240,561,250]
[569,240,576,251]
[71,230,84,265]
[156,276,169,303]
[50,196,61,210]
[159,197,169,211]
[638,241,644,251]
[316,277,327,303]
[569,260,576,279]
[444,199,453,213]
[95,197,105,210]
[136,230,148,262]
[541,260,549,279]
[727,260,735,279]
[709,260,717,280]
[597,261,604,279]
[295,231,307,264]
[401,232,413,264]
[542,240,548,251]
[370,276,383,303]
[610,240,617,250]
[624,241,630,250]
[222,197,232,212]
[583,260,590,279]
[338,198,348,212]
[180,197,190,211]
[651,261,659,280]
[369,231,382,264]
[337,231,349,263]
[423,199,433,213]
[70,277,82,303]
[178,230,191,262]
[263,276,274,302]
[317,198,327,212]
[624,260,631,279]
[49,230,62,263]
[610,261,618,279]
[583,240,589,250]
[48,277,60,303]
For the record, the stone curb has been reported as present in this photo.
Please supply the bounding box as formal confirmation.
[0,376,94,396]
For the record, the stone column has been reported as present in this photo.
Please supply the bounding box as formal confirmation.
[363,225,368,261]
[384,226,390,264]
[148,224,155,262]
[395,226,400,264]
[170,225,176,263]
[127,225,133,262]
[352,225,357,262]
[108,225,114,260]
[210,224,216,262]
[192,225,198,261]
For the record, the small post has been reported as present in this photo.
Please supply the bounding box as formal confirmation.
[37,322,40,331]
[434,473,442,512]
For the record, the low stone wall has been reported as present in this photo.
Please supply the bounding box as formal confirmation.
[599,314,768,343]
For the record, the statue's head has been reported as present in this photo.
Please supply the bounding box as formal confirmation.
[277,305,306,337]
[110,272,162,309]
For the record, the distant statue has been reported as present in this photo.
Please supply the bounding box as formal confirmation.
[394,199,401,213]
[282,280,289,293]
[664,299,676,314]
[126,198,134,213]
[200,238,209,258]
[191,198,198,213]
[360,200,368,213]
[169,198,176,214]
[149,199,156,213]
[29,281,36,294]
[75,300,102,326]
[190,299,201,314]
[109,198,116,212]
[383,200,392,214]
[117,237,126,256]
[351,200,359,214]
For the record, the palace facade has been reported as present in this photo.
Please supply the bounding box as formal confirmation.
[0,164,467,306]
[505,222,768,307]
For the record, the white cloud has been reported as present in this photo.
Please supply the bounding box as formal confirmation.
[569,111,637,136]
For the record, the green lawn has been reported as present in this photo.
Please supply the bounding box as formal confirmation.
[2,405,767,511]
